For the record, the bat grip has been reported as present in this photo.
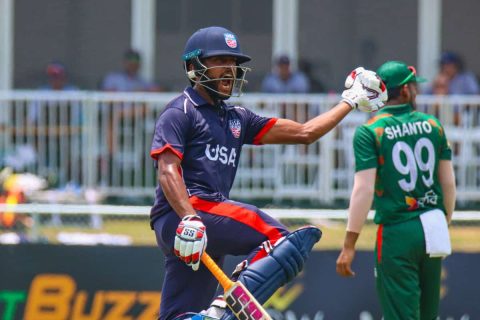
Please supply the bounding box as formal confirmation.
[201,253,233,291]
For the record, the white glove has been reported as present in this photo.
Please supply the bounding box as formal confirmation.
[342,67,388,112]
[174,214,207,271]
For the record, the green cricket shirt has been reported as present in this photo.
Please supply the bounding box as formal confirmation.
[353,103,452,225]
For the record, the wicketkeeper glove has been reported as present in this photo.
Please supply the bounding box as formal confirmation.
[174,214,207,271]
[341,67,388,112]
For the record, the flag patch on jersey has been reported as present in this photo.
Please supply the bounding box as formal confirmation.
[229,119,242,138]
[224,33,237,48]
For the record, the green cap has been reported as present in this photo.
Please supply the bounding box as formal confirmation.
[377,61,427,90]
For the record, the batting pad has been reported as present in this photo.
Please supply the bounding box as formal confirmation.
[220,226,321,320]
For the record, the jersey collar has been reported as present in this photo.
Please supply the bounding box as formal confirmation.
[183,87,233,110]
[378,103,414,115]
[183,87,209,107]
[183,86,230,110]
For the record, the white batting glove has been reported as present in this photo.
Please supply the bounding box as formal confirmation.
[174,214,207,271]
[341,67,369,110]
[342,67,388,112]
[357,69,388,112]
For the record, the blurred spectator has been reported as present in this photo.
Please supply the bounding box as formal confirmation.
[39,61,78,91]
[431,73,450,95]
[425,52,480,127]
[298,59,325,93]
[29,62,82,183]
[261,54,310,93]
[32,61,81,124]
[101,49,161,92]
[426,51,479,95]
[428,73,451,121]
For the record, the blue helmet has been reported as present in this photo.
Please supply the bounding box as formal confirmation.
[182,26,251,64]
[182,26,251,99]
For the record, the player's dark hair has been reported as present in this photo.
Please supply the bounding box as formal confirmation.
[387,86,402,100]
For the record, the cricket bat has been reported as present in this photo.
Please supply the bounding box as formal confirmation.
[201,253,272,320]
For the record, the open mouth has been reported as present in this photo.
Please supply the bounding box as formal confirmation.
[219,75,233,90]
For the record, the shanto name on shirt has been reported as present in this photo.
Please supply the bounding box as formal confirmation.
[384,121,433,140]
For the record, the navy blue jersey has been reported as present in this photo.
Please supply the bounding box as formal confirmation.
[150,87,277,224]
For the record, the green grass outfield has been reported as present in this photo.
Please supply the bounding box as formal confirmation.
[32,218,480,252]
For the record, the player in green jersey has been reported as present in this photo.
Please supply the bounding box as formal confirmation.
[336,61,457,320]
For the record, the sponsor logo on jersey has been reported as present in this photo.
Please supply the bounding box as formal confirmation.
[205,144,237,166]
[405,196,419,211]
[418,190,438,207]
[229,119,242,138]
[405,190,438,210]
[224,33,237,48]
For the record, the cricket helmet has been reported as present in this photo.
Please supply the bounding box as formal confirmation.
[182,26,251,64]
[182,26,251,100]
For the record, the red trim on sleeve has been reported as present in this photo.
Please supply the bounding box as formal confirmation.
[189,196,284,261]
[253,118,278,145]
[150,144,183,160]
[376,224,383,264]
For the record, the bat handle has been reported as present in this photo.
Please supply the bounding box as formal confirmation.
[201,253,234,291]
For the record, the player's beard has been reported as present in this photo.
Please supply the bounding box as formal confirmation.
[203,71,235,101]
[201,79,231,101]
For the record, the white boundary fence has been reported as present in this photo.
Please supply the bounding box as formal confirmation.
[0,91,479,204]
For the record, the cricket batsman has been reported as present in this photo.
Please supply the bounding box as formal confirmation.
[150,26,387,320]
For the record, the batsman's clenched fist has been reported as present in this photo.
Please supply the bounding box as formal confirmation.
[341,67,388,112]
[174,214,207,271]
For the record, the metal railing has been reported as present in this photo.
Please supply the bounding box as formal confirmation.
[0,91,479,204]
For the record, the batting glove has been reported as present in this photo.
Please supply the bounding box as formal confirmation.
[174,214,207,271]
[342,67,388,112]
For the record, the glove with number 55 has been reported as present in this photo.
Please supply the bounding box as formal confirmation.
[174,214,207,271]
[342,67,388,112]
